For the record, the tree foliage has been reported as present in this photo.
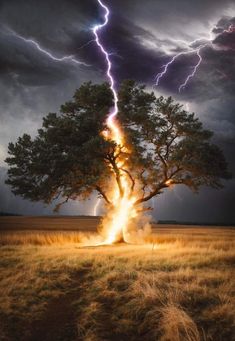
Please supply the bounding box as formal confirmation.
[5,80,231,210]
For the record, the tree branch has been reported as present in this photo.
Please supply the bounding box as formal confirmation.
[134,182,168,206]
[136,206,153,213]
[169,166,183,178]
[120,168,135,196]
[53,196,70,212]
[107,155,124,197]
[134,166,184,206]
[165,134,179,159]
[95,186,112,205]
[156,148,168,179]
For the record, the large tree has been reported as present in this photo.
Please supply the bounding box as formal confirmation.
[5,80,231,215]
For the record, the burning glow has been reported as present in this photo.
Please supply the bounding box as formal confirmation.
[93,0,138,244]
[102,196,137,244]
[165,179,173,186]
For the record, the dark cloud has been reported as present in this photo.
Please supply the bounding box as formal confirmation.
[150,15,235,99]
[212,16,235,33]
[110,0,234,22]
[213,27,235,50]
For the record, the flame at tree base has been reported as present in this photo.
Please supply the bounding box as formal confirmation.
[97,191,152,246]
[99,199,138,244]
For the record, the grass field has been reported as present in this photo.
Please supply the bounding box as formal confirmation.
[0,216,234,341]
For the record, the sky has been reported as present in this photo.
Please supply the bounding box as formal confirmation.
[0,0,235,223]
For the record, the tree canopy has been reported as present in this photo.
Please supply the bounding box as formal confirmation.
[5,80,231,210]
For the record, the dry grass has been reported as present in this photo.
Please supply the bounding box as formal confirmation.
[0,230,96,245]
[0,219,234,340]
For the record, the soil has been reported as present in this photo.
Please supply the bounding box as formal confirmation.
[25,269,89,341]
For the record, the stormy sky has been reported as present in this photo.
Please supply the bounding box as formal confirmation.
[0,0,235,223]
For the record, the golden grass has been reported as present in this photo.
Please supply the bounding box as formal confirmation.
[0,230,95,245]
[0,221,234,341]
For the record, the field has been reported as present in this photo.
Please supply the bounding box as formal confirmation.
[0,217,234,341]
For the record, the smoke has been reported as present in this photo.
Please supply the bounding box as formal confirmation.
[124,213,152,244]
[98,203,152,245]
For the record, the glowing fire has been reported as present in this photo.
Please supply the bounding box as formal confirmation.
[165,179,173,186]
[100,127,138,244]
[102,193,137,244]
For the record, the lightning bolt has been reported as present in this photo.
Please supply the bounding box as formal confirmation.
[92,0,121,143]
[77,39,96,51]
[92,0,139,245]
[178,49,202,92]
[155,40,210,92]
[155,50,196,86]
[93,198,101,216]
[6,28,90,67]
[155,22,235,92]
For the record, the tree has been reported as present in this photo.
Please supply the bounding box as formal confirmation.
[5,80,231,216]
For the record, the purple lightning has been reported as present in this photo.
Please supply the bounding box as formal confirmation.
[155,50,197,86]
[155,23,235,92]
[178,50,202,92]
[92,0,118,128]
[155,40,210,92]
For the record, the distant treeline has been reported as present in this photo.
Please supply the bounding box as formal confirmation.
[156,220,235,227]
[0,212,22,216]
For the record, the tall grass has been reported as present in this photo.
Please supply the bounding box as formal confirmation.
[0,227,234,341]
[0,231,94,245]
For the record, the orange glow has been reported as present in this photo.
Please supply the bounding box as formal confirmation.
[165,179,173,186]
[100,117,139,244]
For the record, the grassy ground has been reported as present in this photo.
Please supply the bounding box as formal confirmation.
[0,218,234,341]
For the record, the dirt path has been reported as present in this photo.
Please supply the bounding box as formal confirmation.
[26,269,89,341]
